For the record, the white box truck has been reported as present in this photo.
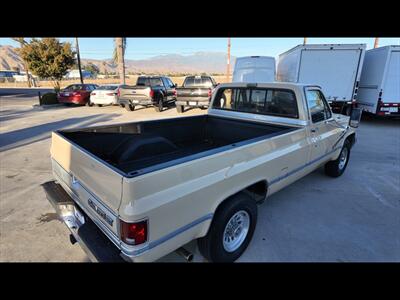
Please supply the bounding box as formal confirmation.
[357,45,400,116]
[277,44,366,115]
[232,56,276,83]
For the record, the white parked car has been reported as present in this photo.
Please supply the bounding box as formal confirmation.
[90,85,121,106]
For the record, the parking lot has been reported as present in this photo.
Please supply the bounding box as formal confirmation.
[1,90,399,262]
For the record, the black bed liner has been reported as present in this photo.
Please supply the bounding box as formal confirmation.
[58,115,298,178]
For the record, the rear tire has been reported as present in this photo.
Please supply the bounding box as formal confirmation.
[155,97,164,112]
[325,140,351,177]
[125,103,135,111]
[86,101,93,107]
[197,192,257,262]
[176,105,184,113]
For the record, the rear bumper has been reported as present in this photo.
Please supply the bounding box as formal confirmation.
[176,97,210,107]
[42,181,125,262]
[90,96,118,105]
[118,98,154,106]
[58,96,87,104]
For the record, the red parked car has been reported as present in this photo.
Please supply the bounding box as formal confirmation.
[57,84,98,105]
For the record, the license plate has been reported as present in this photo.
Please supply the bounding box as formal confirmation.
[189,101,197,106]
[74,207,85,225]
[132,100,139,103]
[64,93,70,96]
[389,107,398,113]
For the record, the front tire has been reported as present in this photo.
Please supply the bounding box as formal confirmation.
[197,192,257,262]
[325,140,351,177]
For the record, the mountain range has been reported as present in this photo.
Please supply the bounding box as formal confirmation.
[0,45,235,74]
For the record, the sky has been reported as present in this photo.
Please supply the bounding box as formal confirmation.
[1,37,399,60]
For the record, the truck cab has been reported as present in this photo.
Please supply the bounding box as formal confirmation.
[44,82,359,263]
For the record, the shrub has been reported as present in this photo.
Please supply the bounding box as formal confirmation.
[40,92,59,105]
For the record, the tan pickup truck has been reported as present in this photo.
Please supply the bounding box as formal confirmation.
[43,82,361,262]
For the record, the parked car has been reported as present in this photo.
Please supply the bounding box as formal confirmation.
[175,75,218,113]
[90,84,122,107]
[357,45,400,117]
[232,56,276,83]
[118,76,177,112]
[277,44,366,115]
[43,82,361,263]
[57,84,99,105]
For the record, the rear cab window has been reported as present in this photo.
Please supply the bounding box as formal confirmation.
[212,87,299,119]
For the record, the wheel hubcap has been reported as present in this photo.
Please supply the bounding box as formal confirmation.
[339,147,348,170]
[223,210,250,252]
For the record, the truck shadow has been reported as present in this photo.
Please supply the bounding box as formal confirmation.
[0,113,121,152]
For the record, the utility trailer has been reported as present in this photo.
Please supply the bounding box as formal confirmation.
[357,45,400,116]
[277,44,366,115]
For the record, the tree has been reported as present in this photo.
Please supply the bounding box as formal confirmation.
[12,37,32,87]
[114,38,127,84]
[84,63,100,76]
[18,38,75,91]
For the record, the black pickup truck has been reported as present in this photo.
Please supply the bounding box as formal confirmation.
[175,75,218,113]
[118,76,177,112]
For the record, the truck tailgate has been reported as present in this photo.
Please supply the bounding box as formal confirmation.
[119,86,151,100]
[177,87,210,97]
[50,132,123,236]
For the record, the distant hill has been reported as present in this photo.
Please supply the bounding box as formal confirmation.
[0,45,235,75]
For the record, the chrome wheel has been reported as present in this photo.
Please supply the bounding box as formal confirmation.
[223,210,250,252]
[338,147,348,170]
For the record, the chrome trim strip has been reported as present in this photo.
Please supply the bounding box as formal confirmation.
[269,146,342,185]
[121,213,214,257]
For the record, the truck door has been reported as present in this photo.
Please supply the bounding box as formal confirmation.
[305,88,336,163]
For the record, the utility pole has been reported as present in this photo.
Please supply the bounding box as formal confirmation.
[116,38,126,85]
[75,37,84,84]
[226,37,231,83]
[303,37,307,45]
[374,38,379,48]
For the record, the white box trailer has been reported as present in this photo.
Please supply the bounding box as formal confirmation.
[357,45,400,116]
[277,44,366,115]
[232,56,276,83]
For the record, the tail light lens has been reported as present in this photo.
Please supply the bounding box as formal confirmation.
[208,88,212,98]
[173,89,177,96]
[120,219,148,246]
[117,88,121,97]
[149,90,154,98]
[91,92,96,96]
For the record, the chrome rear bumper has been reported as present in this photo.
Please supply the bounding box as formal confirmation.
[42,181,125,262]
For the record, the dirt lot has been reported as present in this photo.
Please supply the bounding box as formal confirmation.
[1,92,399,262]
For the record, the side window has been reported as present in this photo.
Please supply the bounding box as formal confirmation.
[306,90,332,123]
[167,78,175,87]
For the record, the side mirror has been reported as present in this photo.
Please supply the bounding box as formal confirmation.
[349,108,362,128]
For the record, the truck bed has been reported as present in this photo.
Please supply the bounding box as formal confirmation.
[58,115,297,177]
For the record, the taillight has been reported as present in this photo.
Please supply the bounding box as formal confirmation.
[208,88,212,98]
[149,90,154,98]
[91,92,96,96]
[120,219,148,246]
[117,88,121,97]
[173,89,177,96]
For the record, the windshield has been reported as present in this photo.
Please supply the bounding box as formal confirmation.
[212,87,299,119]
[63,84,83,91]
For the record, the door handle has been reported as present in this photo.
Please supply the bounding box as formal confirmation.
[311,128,317,133]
